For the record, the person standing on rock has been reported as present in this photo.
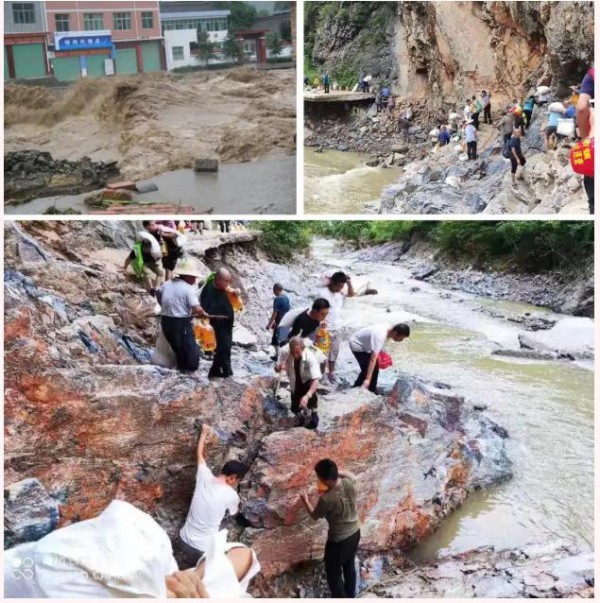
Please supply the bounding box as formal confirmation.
[156,262,207,372]
[299,459,361,598]
[275,337,322,429]
[576,67,594,214]
[438,125,451,146]
[267,283,291,353]
[317,272,355,383]
[144,220,183,282]
[349,324,410,393]
[322,71,331,94]
[176,423,248,569]
[508,128,527,186]
[200,268,237,378]
[463,99,472,123]
[465,120,478,160]
[481,90,492,124]
[523,95,536,128]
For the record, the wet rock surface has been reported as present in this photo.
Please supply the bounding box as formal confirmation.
[3,223,593,597]
[5,151,120,206]
[364,542,594,598]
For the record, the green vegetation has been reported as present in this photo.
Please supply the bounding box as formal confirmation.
[266,32,283,58]
[197,31,216,66]
[254,222,314,262]
[223,34,243,63]
[214,2,257,30]
[255,221,594,272]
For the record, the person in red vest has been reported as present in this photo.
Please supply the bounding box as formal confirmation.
[576,67,594,214]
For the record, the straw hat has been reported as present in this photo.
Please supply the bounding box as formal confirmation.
[174,260,203,279]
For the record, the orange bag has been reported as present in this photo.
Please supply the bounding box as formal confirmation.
[570,138,594,177]
[226,287,244,313]
[194,319,217,352]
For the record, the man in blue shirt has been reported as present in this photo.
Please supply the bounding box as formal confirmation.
[267,283,291,351]
[438,125,450,146]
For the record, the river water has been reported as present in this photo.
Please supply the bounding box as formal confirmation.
[6,156,295,215]
[310,238,594,559]
[305,147,401,214]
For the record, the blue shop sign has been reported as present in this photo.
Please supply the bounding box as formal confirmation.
[55,31,112,51]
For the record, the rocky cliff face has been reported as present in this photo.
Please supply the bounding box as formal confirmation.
[3,221,526,596]
[309,1,594,107]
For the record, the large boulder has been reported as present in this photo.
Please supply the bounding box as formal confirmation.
[241,378,513,584]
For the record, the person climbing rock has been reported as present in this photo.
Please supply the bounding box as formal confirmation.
[266,283,291,353]
[275,337,322,429]
[176,423,247,570]
[511,100,526,136]
[299,459,361,599]
[124,236,164,295]
[200,268,236,378]
[322,71,331,94]
[470,96,481,130]
[576,67,594,214]
[285,298,331,343]
[465,120,478,160]
[398,109,411,140]
[156,262,206,372]
[509,128,527,186]
[500,111,514,143]
[482,90,492,124]
[463,98,472,123]
[317,272,355,383]
[349,323,410,393]
[438,125,451,146]
[545,104,562,151]
[523,95,536,128]
[143,220,184,282]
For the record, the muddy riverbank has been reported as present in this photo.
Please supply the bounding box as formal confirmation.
[3,224,594,597]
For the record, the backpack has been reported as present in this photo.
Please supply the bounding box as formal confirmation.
[502,138,512,159]
[131,243,145,278]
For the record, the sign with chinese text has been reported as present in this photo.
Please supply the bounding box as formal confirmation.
[55,31,112,52]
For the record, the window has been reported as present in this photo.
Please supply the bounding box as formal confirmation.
[55,14,70,32]
[172,46,184,61]
[12,3,35,24]
[113,12,131,31]
[141,11,154,29]
[83,13,104,31]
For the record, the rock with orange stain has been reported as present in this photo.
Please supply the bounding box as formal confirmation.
[241,379,513,581]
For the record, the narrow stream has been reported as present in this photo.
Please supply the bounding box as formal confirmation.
[304,147,401,214]
[311,238,594,559]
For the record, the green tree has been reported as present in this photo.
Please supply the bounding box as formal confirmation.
[266,32,283,58]
[213,2,257,30]
[197,30,216,66]
[223,34,242,63]
[279,20,292,41]
[255,222,313,262]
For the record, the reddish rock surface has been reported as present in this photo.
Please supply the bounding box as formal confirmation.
[4,221,520,596]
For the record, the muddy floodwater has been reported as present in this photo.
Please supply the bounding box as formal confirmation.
[6,156,296,215]
[304,147,401,213]
[311,239,593,559]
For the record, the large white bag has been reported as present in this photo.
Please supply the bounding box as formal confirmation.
[548,102,566,114]
[151,322,177,368]
[136,231,162,260]
[278,306,308,330]
[537,85,551,95]
[557,118,575,137]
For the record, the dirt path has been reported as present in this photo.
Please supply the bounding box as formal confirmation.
[5,68,296,182]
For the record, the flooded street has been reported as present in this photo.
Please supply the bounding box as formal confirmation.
[304,147,401,213]
[6,156,296,215]
[311,239,594,559]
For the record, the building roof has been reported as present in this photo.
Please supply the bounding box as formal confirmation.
[161,10,230,20]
